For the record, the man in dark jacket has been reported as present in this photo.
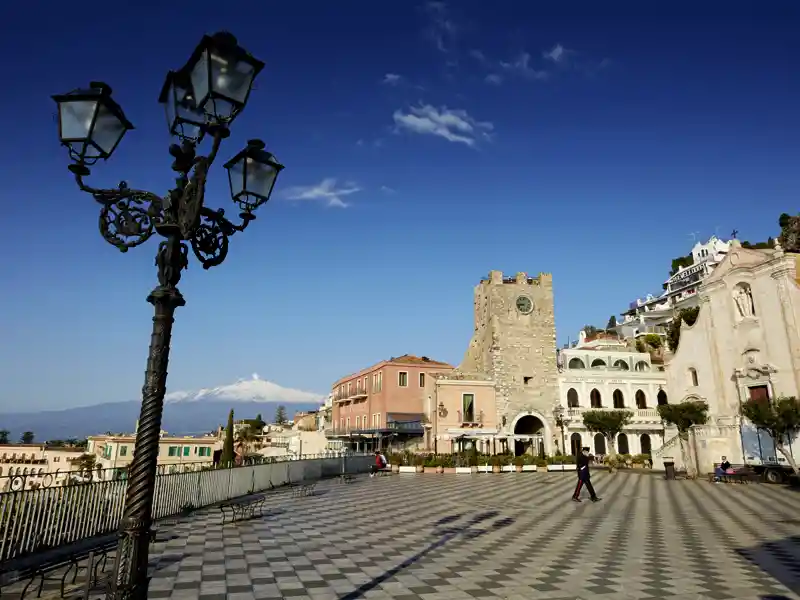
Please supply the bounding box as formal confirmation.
[573,447,601,503]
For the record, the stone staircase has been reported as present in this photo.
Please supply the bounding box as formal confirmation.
[652,431,683,470]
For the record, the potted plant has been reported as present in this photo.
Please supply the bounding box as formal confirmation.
[422,454,438,474]
[490,455,503,473]
[390,453,401,473]
[606,455,620,474]
[513,456,524,473]
[441,454,456,474]
[414,454,424,473]
[398,452,417,474]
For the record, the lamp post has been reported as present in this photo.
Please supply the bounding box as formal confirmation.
[52,32,284,600]
[553,405,567,472]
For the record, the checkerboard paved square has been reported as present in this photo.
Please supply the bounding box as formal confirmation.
[13,472,800,599]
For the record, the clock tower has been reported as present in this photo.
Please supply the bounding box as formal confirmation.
[460,270,559,449]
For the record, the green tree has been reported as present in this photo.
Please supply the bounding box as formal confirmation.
[20,431,34,444]
[0,429,9,444]
[72,453,97,472]
[643,334,663,350]
[606,315,617,330]
[669,253,694,277]
[666,306,700,352]
[657,400,709,477]
[220,409,235,468]
[274,405,288,425]
[635,339,646,353]
[741,396,800,476]
[582,410,633,459]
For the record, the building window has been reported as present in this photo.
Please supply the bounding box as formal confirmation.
[183,447,190,457]
[119,446,128,457]
[688,367,699,387]
[590,389,602,408]
[635,390,647,409]
[568,358,585,369]
[168,446,178,457]
[523,376,533,385]
[567,388,579,408]
[462,394,475,423]
[635,361,650,372]
[347,382,352,396]
[377,372,383,392]
[398,371,408,387]
[590,359,606,368]
[613,389,625,408]
[346,417,350,430]
[657,389,668,406]
[419,372,425,387]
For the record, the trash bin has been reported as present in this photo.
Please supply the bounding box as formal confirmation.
[664,460,676,480]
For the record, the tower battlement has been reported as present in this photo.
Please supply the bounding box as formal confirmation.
[481,271,552,287]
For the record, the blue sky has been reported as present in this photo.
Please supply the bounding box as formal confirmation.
[1,1,798,412]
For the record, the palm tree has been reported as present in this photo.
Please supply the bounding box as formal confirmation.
[235,428,258,461]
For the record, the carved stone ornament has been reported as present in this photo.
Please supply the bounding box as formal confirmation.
[733,283,756,318]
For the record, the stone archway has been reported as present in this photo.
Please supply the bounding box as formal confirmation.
[594,433,606,455]
[640,434,652,455]
[511,413,547,457]
[570,432,582,456]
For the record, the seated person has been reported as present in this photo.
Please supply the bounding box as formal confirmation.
[714,456,732,480]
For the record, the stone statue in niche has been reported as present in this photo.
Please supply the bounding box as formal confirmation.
[733,284,756,318]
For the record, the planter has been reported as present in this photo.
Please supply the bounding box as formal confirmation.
[442,467,456,474]
[476,465,492,473]
[422,467,437,474]
[547,464,564,471]
[398,466,417,474]
[563,464,577,471]
[522,465,538,472]
[515,466,523,473]
[471,466,478,473]
[501,465,515,473]
[436,466,444,474]
[492,466,501,474]
[415,465,424,473]
[455,467,472,474]
[391,464,400,473]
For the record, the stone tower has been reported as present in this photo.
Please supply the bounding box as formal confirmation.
[459,270,559,436]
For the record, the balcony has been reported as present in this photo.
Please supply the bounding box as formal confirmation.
[348,389,368,400]
[566,407,661,421]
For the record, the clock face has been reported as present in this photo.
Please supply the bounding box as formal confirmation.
[516,295,533,314]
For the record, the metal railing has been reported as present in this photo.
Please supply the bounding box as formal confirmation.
[0,453,370,564]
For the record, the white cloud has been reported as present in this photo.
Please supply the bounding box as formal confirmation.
[543,44,568,64]
[423,1,458,54]
[392,104,493,148]
[485,73,503,85]
[499,53,548,81]
[380,185,396,194]
[282,178,361,208]
[382,73,403,86]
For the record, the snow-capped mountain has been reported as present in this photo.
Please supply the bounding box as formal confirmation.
[0,375,325,441]
[164,373,324,405]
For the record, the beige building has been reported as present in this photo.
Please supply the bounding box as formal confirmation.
[428,270,560,455]
[655,240,800,472]
[558,333,667,457]
[0,444,86,490]
[87,433,221,475]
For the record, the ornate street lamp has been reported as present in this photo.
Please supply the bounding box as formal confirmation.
[553,405,567,472]
[52,31,283,600]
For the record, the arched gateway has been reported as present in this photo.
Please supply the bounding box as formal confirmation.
[512,413,546,457]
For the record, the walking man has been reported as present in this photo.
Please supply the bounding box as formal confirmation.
[573,447,601,503]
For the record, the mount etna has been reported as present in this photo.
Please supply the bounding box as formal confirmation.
[0,375,323,441]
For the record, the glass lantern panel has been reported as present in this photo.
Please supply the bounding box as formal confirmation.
[245,157,279,201]
[210,52,255,105]
[226,156,246,199]
[208,97,236,121]
[91,102,128,155]
[189,49,211,111]
[164,81,177,134]
[59,99,98,141]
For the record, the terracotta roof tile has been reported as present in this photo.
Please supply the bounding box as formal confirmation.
[388,354,453,367]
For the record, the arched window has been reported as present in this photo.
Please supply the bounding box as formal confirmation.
[634,361,650,372]
[594,433,606,455]
[590,389,602,408]
[618,433,630,455]
[570,432,582,456]
[688,367,699,387]
[568,358,585,369]
[640,434,652,455]
[613,360,629,370]
[590,359,606,368]
[613,389,625,408]
[657,389,668,406]
[635,390,647,409]
[567,388,579,408]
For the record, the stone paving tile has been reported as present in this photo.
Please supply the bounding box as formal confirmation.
[7,473,800,599]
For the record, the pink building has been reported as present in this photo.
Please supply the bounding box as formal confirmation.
[329,354,453,450]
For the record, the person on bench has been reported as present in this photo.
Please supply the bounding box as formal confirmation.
[714,456,732,482]
[370,451,386,477]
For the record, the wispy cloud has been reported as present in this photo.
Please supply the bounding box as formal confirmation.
[484,74,503,85]
[392,104,493,148]
[382,73,403,86]
[380,185,396,194]
[499,53,548,81]
[422,1,458,55]
[283,179,361,208]
[470,49,548,85]
[543,44,569,64]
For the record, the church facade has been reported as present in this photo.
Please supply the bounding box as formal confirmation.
[429,271,560,455]
[654,240,800,472]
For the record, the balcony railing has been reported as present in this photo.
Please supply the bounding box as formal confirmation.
[567,407,661,420]
[0,454,371,565]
